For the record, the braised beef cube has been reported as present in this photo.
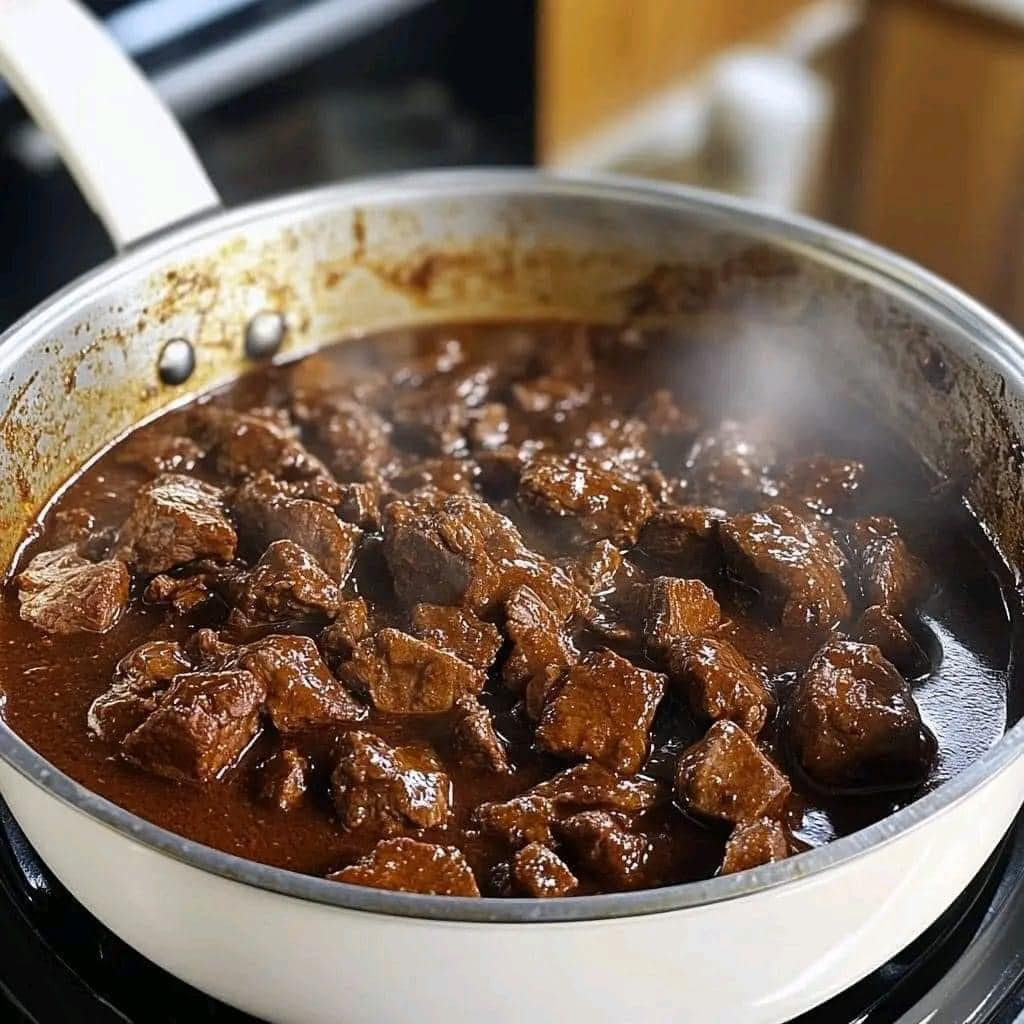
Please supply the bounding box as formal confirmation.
[390,363,495,455]
[468,403,510,450]
[685,420,777,505]
[336,481,382,531]
[121,670,265,783]
[510,843,578,897]
[339,629,485,714]
[319,598,372,661]
[584,557,649,646]
[721,505,850,629]
[635,389,699,438]
[330,730,450,833]
[781,456,865,516]
[114,473,237,573]
[328,838,479,896]
[225,540,341,623]
[114,432,204,475]
[530,761,665,816]
[472,795,556,849]
[452,695,511,774]
[519,453,653,546]
[637,505,725,577]
[676,721,791,825]
[556,811,650,890]
[860,533,926,616]
[668,636,774,736]
[144,573,211,613]
[566,540,622,599]
[502,585,577,719]
[88,640,193,742]
[644,577,721,654]
[855,605,931,678]
[389,458,479,495]
[274,475,346,506]
[786,640,936,792]
[259,748,308,811]
[512,375,592,414]
[721,818,790,875]
[304,397,392,481]
[232,472,361,582]
[575,415,651,475]
[411,604,501,671]
[17,545,129,635]
[189,627,236,664]
[535,649,666,775]
[197,408,329,481]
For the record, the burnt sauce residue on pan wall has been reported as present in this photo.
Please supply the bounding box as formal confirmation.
[0,322,1018,897]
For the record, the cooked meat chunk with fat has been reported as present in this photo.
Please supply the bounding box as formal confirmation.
[846,517,927,615]
[781,456,865,516]
[451,695,511,773]
[676,720,791,825]
[319,598,372,661]
[637,505,726,577]
[855,604,931,678]
[557,811,650,890]
[144,573,211,613]
[114,473,237,573]
[644,577,721,654]
[535,649,666,775]
[328,838,479,896]
[259,748,309,811]
[565,540,622,599]
[330,730,450,833]
[685,420,776,505]
[472,795,556,848]
[411,604,502,671]
[17,545,129,635]
[668,636,774,736]
[531,761,665,816]
[720,818,790,875]
[786,639,936,792]
[510,843,578,897]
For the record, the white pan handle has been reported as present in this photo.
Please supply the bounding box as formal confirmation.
[0,0,220,249]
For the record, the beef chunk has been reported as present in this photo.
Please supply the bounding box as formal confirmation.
[467,402,510,450]
[328,838,479,896]
[855,605,931,679]
[685,420,776,505]
[114,432,203,475]
[668,636,774,736]
[319,598,371,661]
[566,540,622,599]
[721,505,850,629]
[473,795,556,848]
[382,492,579,619]
[197,408,329,481]
[557,811,650,890]
[330,730,450,833]
[88,640,192,742]
[721,818,790,875]
[17,545,129,635]
[339,629,485,714]
[502,585,577,720]
[637,505,725,577]
[574,415,651,475]
[535,649,666,775]
[644,577,721,654]
[301,397,392,481]
[451,695,511,773]
[114,474,237,573]
[411,604,502,671]
[232,472,361,582]
[510,843,578,897]
[223,540,341,623]
[781,456,865,516]
[847,517,926,615]
[258,748,308,811]
[676,721,791,825]
[144,573,211,613]
[389,457,479,495]
[336,481,382,531]
[121,670,265,783]
[786,640,936,792]
[531,761,665,815]
[519,453,653,546]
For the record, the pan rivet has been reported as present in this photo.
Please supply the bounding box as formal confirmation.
[245,311,286,360]
[157,338,195,386]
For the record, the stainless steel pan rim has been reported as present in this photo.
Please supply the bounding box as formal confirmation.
[1,169,1023,925]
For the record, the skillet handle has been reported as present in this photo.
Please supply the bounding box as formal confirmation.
[0,0,220,249]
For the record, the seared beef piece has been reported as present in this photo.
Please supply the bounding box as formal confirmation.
[510,843,578,897]
[676,721,791,825]
[144,573,211,613]
[258,748,309,811]
[637,505,726,577]
[530,761,665,816]
[584,557,649,645]
[846,517,926,615]
[781,456,865,516]
[319,598,372,661]
[512,375,592,414]
[635,389,700,439]
[467,403,510,450]
[565,540,622,600]
[222,539,341,623]
[786,640,936,792]
[411,604,502,671]
[502,585,578,720]
[114,474,237,574]
[720,818,789,875]
[855,605,930,678]
[473,795,557,848]
[302,397,392,481]
[276,475,346,506]
[17,545,129,635]
[121,670,265,783]
[339,629,485,714]
[575,415,651,475]
[388,457,479,495]
[519,453,653,546]
[451,695,511,773]
[721,504,850,629]
[114,432,204,475]
[556,811,650,890]
[232,472,361,582]
[668,636,773,736]
[336,481,382,531]
[88,640,193,742]
[644,577,721,654]
[328,837,479,896]
[330,730,450,833]
[685,420,777,505]
[535,649,666,775]
[382,492,579,619]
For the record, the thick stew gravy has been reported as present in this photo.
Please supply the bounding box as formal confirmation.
[0,323,1018,898]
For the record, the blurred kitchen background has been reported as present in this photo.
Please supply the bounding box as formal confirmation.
[1,0,1022,328]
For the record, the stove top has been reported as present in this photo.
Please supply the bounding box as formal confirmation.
[0,799,1021,1024]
